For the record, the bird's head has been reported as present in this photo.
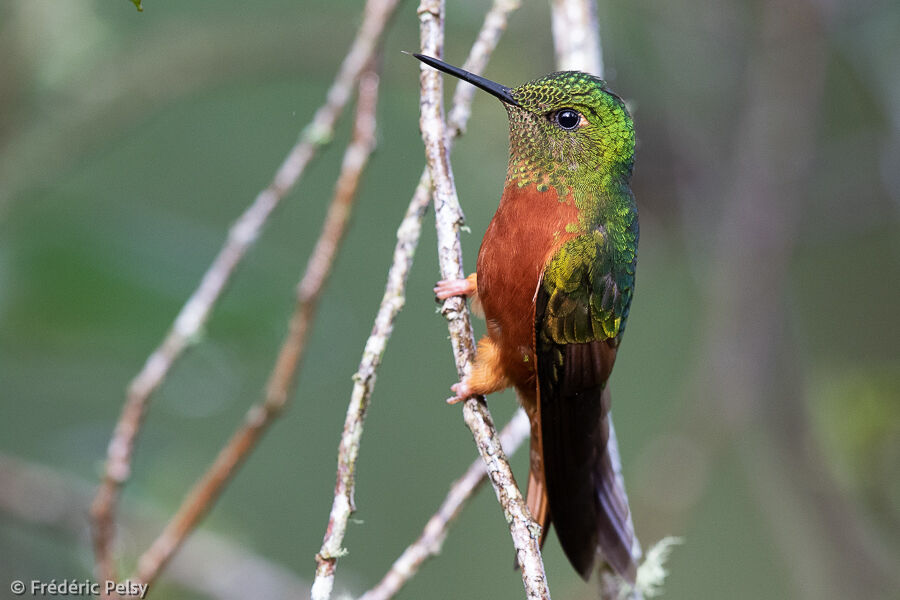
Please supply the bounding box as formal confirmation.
[413,54,634,188]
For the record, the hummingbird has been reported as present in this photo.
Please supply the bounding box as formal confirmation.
[414,53,639,582]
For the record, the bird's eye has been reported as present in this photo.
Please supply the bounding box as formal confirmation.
[554,109,581,130]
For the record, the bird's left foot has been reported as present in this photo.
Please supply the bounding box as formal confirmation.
[434,278,476,300]
[447,380,472,404]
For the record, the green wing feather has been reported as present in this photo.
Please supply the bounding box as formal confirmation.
[541,228,635,347]
[535,226,638,581]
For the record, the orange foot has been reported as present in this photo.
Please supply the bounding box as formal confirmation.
[434,278,476,300]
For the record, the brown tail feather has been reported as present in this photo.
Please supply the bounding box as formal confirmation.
[526,427,551,547]
[538,343,637,582]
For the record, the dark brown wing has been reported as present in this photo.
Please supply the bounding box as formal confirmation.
[535,236,637,582]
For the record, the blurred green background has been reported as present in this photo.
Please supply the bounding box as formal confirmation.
[1,0,898,598]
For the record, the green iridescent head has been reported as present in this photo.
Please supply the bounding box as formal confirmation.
[505,72,634,182]
[413,54,635,186]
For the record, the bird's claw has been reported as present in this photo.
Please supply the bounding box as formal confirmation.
[434,278,474,300]
[447,381,471,404]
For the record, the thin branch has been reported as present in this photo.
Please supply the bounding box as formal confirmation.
[307,167,431,600]
[445,0,523,138]
[128,67,381,591]
[349,6,526,598]
[89,0,400,583]
[309,2,522,598]
[416,1,550,598]
[550,0,604,76]
[359,409,531,600]
[309,172,431,600]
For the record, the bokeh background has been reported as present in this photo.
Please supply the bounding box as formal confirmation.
[1,0,898,599]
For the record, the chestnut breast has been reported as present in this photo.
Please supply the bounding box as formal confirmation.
[476,183,579,390]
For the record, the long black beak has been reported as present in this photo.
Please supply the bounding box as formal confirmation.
[412,53,520,107]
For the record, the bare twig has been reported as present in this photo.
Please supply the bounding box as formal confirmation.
[310,3,522,598]
[550,0,604,76]
[125,68,381,591]
[416,1,550,598]
[309,172,430,600]
[90,0,400,582]
[359,409,531,600]
[445,0,522,138]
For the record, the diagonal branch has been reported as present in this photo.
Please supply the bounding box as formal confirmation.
[416,1,550,599]
[126,66,381,592]
[310,3,522,598]
[550,0,604,76]
[359,408,531,600]
[132,66,381,589]
[89,0,400,583]
[310,158,432,600]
